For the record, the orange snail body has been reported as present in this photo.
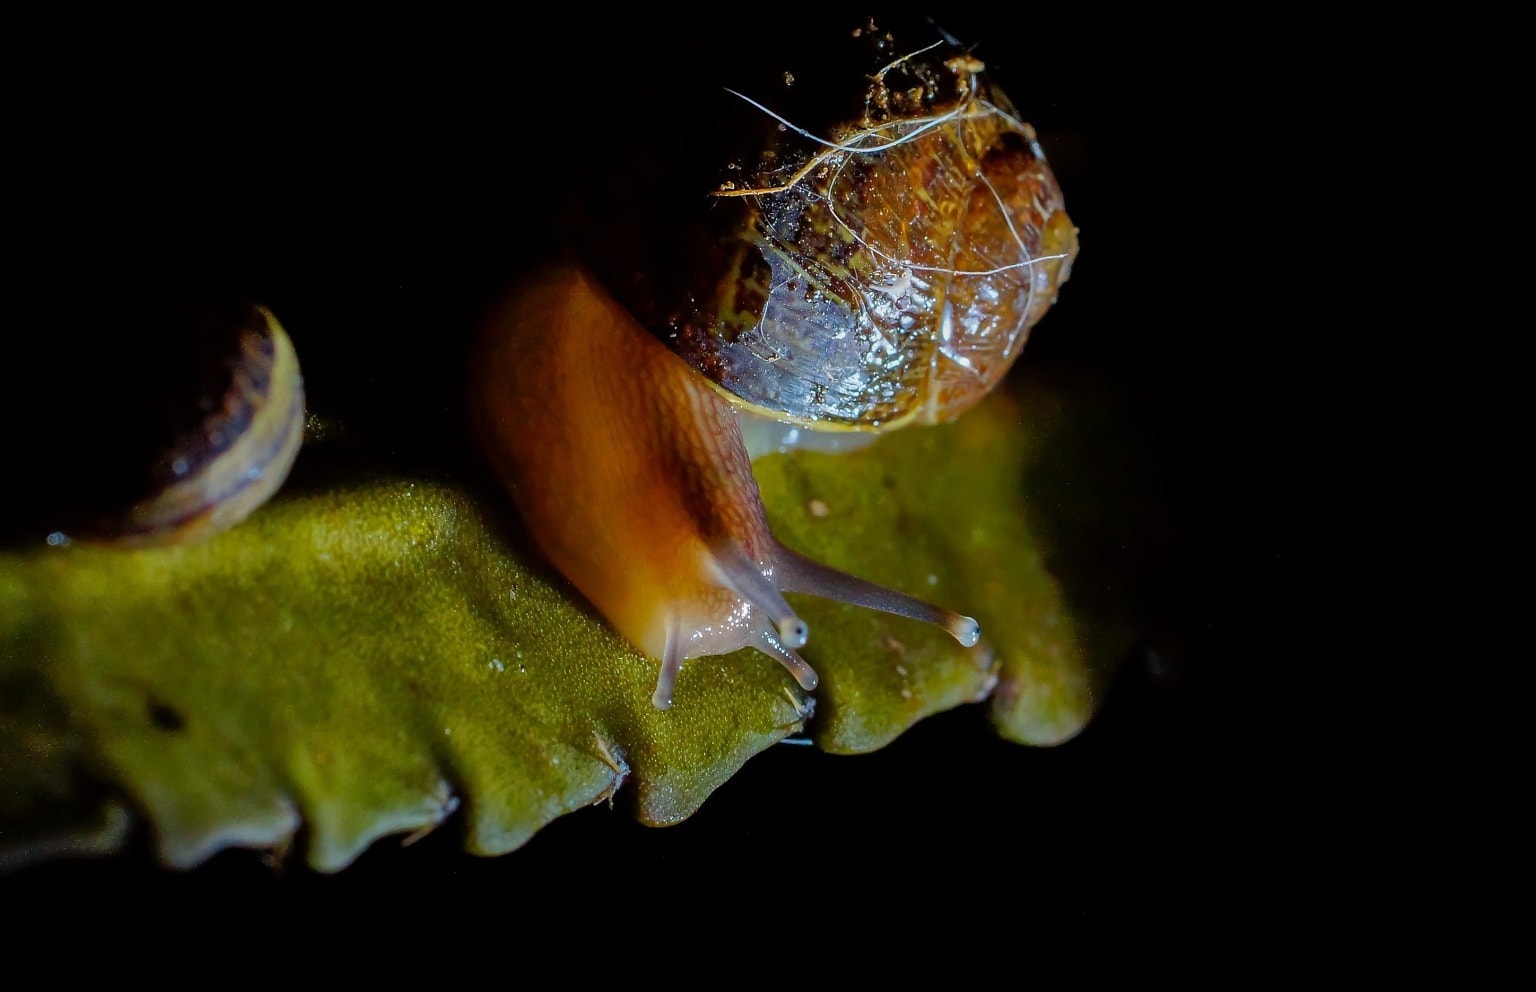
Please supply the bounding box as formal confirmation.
[472,37,1077,710]
[474,262,979,709]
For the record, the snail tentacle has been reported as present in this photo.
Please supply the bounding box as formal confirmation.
[774,545,981,648]
[652,628,686,711]
[709,543,810,649]
[754,627,819,693]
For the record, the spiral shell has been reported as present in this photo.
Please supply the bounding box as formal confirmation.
[21,298,308,548]
[632,42,1079,430]
[106,303,306,546]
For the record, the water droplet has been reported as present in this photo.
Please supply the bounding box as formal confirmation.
[45,531,71,547]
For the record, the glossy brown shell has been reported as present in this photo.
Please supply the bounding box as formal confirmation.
[559,27,1078,432]
[669,53,1078,429]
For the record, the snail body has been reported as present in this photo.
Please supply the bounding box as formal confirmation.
[475,262,978,709]
[472,30,1076,710]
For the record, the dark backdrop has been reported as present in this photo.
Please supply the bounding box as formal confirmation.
[4,6,1290,922]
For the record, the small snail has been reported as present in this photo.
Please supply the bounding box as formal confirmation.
[106,303,306,547]
[11,295,306,548]
[471,26,1077,709]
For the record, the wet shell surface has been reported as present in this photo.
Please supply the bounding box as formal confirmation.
[580,35,1079,431]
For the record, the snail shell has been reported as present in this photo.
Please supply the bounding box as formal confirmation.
[473,24,1074,709]
[107,303,306,547]
[20,297,306,548]
[581,34,1078,432]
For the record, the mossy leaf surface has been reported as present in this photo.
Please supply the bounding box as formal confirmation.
[0,376,1137,872]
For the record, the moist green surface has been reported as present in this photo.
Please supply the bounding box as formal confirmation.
[0,374,1146,872]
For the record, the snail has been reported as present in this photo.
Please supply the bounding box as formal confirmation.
[471,25,1078,710]
[13,295,306,548]
[107,303,306,547]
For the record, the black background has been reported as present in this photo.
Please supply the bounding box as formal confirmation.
[4,7,1293,923]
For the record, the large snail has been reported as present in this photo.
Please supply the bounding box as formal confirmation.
[471,22,1079,709]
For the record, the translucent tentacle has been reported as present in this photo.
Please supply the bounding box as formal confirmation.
[755,625,819,691]
[775,545,980,646]
[711,543,810,649]
[651,625,686,710]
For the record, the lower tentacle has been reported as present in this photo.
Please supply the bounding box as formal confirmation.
[710,543,809,649]
[755,626,820,691]
[652,626,686,710]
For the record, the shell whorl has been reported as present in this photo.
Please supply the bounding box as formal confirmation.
[668,50,1079,429]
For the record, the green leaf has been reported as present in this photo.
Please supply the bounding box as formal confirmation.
[0,371,1147,872]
